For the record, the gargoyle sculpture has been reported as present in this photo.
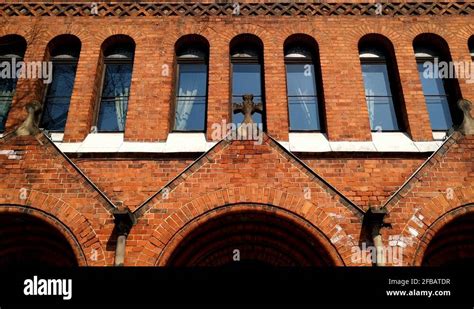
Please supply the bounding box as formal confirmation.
[458,98,473,135]
[1,100,44,145]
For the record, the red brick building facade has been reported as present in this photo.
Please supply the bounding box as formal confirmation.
[0,0,473,267]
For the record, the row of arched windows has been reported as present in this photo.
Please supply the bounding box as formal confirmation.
[0,33,473,134]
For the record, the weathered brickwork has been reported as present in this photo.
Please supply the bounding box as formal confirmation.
[0,1,472,267]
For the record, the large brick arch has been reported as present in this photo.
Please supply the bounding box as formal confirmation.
[0,189,107,266]
[387,187,474,266]
[0,204,87,266]
[155,203,346,266]
[412,203,474,266]
[136,187,359,266]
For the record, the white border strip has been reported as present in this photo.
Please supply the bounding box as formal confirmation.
[46,132,445,154]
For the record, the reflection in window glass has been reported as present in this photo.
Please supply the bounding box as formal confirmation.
[417,62,452,131]
[286,63,320,131]
[232,63,262,124]
[41,62,78,131]
[97,63,133,132]
[361,63,399,131]
[174,63,207,131]
[0,38,25,132]
[0,71,18,132]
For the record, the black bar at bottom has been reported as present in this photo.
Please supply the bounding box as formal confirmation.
[0,267,472,308]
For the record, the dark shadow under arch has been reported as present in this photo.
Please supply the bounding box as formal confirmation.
[166,208,339,267]
[0,212,78,267]
[421,208,474,266]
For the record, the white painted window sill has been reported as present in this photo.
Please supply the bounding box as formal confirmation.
[54,132,217,153]
[432,131,447,141]
[2,132,445,154]
[288,132,443,153]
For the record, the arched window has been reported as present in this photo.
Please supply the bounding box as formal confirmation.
[96,36,135,132]
[173,36,209,132]
[0,35,26,132]
[230,34,265,126]
[40,35,81,132]
[414,34,462,131]
[284,35,323,131]
[359,35,404,132]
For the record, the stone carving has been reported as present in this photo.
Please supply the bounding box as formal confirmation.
[458,99,474,135]
[232,94,262,125]
[0,100,44,145]
[15,101,42,137]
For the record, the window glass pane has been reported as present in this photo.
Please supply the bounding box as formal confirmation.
[174,64,207,131]
[366,96,399,131]
[0,70,17,132]
[362,63,399,131]
[101,64,132,97]
[425,96,453,131]
[286,64,317,96]
[232,64,262,124]
[41,63,77,131]
[417,63,446,96]
[286,64,319,131]
[232,64,262,96]
[289,97,319,131]
[97,63,132,132]
[361,63,392,96]
[417,62,452,130]
[178,64,207,96]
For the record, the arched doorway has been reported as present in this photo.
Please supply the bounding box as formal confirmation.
[421,211,474,266]
[165,210,340,267]
[0,212,78,267]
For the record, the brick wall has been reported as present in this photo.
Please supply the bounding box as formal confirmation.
[2,14,473,141]
[73,157,195,210]
[0,2,473,266]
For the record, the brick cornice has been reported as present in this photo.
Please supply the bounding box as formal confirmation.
[0,2,473,18]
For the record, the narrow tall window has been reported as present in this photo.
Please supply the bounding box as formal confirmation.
[40,36,81,131]
[173,38,208,131]
[0,35,26,132]
[469,36,474,60]
[285,43,321,131]
[415,48,452,131]
[414,35,462,131]
[359,42,403,132]
[230,35,264,126]
[97,40,134,132]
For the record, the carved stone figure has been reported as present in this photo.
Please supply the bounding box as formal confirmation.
[15,101,43,137]
[0,100,44,145]
[458,99,473,135]
[232,94,263,124]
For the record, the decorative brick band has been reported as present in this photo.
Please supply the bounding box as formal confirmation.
[0,2,473,18]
